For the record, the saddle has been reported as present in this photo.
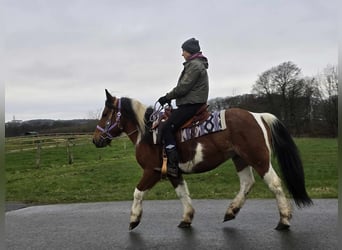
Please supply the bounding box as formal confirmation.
[152,103,210,130]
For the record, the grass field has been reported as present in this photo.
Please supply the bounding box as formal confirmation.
[5,135,338,204]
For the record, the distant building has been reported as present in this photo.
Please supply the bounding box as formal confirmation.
[10,116,23,124]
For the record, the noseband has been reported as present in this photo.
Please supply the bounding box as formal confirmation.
[96,98,123,140]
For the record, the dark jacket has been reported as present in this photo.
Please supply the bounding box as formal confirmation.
[166,54,209,106]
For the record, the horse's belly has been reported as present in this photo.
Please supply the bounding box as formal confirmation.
[179,143,204,173]
[179,142,231,173]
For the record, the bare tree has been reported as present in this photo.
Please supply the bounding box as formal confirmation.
[319,64,338,98]
[88,108,103,120]
[252,69,276,96]
[252,61,302,125]
[272,62,302,124]
[252,69,279,116]
[318,64,338,136]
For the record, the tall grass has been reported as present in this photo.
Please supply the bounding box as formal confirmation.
[5,136,337,204]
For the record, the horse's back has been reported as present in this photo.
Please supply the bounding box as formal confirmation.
[225,108,267,129]
[225,108,276,129]
[224,107,272,158]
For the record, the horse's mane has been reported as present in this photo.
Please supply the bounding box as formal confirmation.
[121,97,153,143]
[141,107,154,143]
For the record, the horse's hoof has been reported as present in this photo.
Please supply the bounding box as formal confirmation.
[129,221,140,231]
[223,214,235,222]
[178,221,192,228]
[275,222,290,231]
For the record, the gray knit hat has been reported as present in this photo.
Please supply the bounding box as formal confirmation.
[181,38,200,54]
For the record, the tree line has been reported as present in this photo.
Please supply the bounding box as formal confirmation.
[208,62,337,137]
[5,119,98,137]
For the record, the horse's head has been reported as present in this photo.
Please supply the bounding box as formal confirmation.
[93,89,125,148]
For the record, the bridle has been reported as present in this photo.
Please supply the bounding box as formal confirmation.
[96,98,138,140]
[96,98,123,140]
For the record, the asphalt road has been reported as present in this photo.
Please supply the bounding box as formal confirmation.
[5,199,337,250]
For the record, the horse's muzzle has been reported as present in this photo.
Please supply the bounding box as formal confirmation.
[93,137,110,148]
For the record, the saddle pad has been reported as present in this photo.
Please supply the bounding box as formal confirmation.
[152,110,227,144]
[180,110,227,142]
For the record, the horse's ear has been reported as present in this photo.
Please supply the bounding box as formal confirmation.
[105,89,112,100]
[105,89,115,109]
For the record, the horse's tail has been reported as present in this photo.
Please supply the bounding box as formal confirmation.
[261,113,313,208]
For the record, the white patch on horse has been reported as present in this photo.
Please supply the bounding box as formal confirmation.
[175,180,194,222]
[238,166,255,195]
[131,99,147,144]
[130,188,146,223]
[249,112,272,156]
[175,180,191,205]
[227,166,255,216]
[179,143,204,173]
[263,164,292,224]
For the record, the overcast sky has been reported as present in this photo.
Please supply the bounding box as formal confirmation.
[4,0,337,122]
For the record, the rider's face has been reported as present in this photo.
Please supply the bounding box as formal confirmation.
[182,50,192,61]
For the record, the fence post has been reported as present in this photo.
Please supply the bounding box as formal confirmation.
[66,139,74,164]
[35,140,41,168]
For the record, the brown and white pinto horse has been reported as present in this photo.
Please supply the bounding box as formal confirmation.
[93,90,312,231]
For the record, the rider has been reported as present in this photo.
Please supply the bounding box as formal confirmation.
[158,37,209,177]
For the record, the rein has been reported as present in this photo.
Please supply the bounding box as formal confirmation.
[149,102,171,124]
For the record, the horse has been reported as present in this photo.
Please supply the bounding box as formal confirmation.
[92,89,313,231]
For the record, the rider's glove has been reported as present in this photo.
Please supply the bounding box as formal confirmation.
[158,95,169,106]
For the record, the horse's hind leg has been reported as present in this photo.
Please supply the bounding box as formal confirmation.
[262,163,292,230]
[169,177,195,228]
[224,161,255,222]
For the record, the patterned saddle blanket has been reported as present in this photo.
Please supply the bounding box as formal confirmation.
[180,110,227,142]
[152,110,227,143]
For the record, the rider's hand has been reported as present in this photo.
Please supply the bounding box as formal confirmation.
[158,95,168,106]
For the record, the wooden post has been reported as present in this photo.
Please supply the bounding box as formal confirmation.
[66,139,74,164]
[35,140,41,168]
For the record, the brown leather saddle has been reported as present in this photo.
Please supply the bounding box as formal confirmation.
[152,103,210,130]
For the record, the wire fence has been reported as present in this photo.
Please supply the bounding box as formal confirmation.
[5,133,93,153]
[5,133,131,168]
[5,133,94,168]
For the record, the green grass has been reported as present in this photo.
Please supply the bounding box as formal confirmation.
[5,136,338,204]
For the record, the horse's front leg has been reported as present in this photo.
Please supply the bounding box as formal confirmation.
[169,177,195,228]
[129,170,160,230]
[129,187,145,230]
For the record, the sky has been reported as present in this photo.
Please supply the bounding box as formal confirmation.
[4,0,338,122]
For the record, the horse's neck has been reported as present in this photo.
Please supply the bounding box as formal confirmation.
[122,98,148,145]
[124,123,140,145]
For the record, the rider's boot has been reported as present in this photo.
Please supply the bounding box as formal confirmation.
[165,147,179,178]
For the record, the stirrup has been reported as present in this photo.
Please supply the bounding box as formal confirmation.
[154,152,168,178]
[167,167,179,178]
[154,166,179,178]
